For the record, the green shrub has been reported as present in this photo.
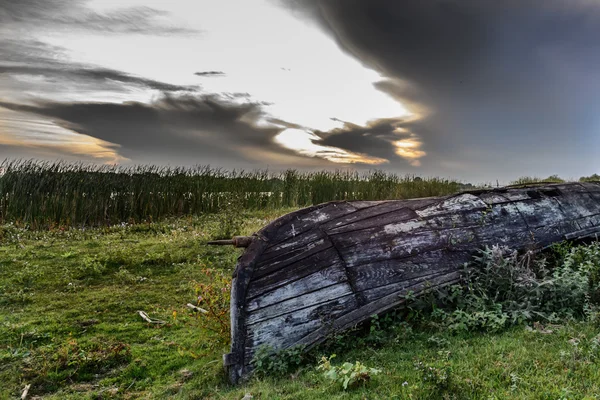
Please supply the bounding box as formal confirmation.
[415,243,600,333]
[510,175,565,185]
[317,354,381,390]
[580,173,600,182]
[251,345,306,378]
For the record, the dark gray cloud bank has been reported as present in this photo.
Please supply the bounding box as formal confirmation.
[0,0,197,35]
[194,71,226,77]
[0,95,330,168]
[2,0,600,180]
[278,0,600,180]
[0,64,194,92]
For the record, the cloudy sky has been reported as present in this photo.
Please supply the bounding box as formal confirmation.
[1,0,599,182]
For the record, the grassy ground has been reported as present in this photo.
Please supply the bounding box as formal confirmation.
[2,210,600,399]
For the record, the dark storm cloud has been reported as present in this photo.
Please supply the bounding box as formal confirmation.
[0,39,67,65]
[0,65,193,92]
[0,0,197,35]
[314,118,404,161]
[267,118,305,130]
[0,38,196,105]
[194,71,226,77]
[0,95,330,167]
[278,0,600,180]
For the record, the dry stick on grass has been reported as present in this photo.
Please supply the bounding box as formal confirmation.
[21,384,31,400]
[137,311,166,324]
[186,303,208,314]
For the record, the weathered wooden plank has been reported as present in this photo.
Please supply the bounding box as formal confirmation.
[512,197,565,228]
[337,229,442,268]
[321,198,438,232]
[347,250,470,292]
[491,190,535,203]
[360,269,462,303]
[571,213,600,231]
[348,200,395,209]
[247,248,343,299]
[553,193,600,220]
[582,182,600,197]
[424,211,472,230]
[262,228,326,255]
[257,229,326,266]
[553,183,591,193]
[244,294,358,359]
[329,218,430,250]
[253,237,333,279]
[479,191,514,205]
[325,206,419,235]
[266,202,358,246]
[227,236,270,384]
[565,225,600,240]
[588,191,600,205]
[531,220,582,247]
[416,193,488,218]
[322,201,406,230]
[246,282,354,325]
[329,198,533,254]
[246,265,348,312]
[290,273,461,350]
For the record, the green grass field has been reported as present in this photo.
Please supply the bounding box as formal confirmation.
[2,209,600,399]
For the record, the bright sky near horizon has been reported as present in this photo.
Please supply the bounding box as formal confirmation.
[1,0,599,182]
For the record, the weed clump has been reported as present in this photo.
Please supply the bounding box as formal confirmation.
[192,268,232,344]
[412,242,600,333]
[317,354,381,390]
[251,345,306,378]
[21,336,131,395]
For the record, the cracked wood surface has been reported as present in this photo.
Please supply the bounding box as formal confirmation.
[225,182,600,384]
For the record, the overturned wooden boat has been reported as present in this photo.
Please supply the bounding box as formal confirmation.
[212,182,600,383]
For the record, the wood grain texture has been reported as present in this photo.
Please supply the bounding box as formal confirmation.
[247,247,343,300]
[225,183,600,384]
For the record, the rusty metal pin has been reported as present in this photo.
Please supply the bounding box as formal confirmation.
[207,236,253,248]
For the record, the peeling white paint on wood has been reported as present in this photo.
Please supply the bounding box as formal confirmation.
[416,193,487,217]
[246,266,348,313]
[383,219,428,235]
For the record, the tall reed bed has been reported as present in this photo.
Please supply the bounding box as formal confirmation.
[0,160,461,228]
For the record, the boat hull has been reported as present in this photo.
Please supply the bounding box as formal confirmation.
[224,182,600,383]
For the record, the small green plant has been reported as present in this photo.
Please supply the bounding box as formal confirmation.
[75,255,106,278]
[213,194,245,240]
[414,352,459,394]
[251,345,306,377]
[316,310,408,355]
[114,267,145,284]
[22,336,131,391]
[317,354,381,390]
[415,360,453,390]
[559,334,600,369]
[427,335,450,348]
